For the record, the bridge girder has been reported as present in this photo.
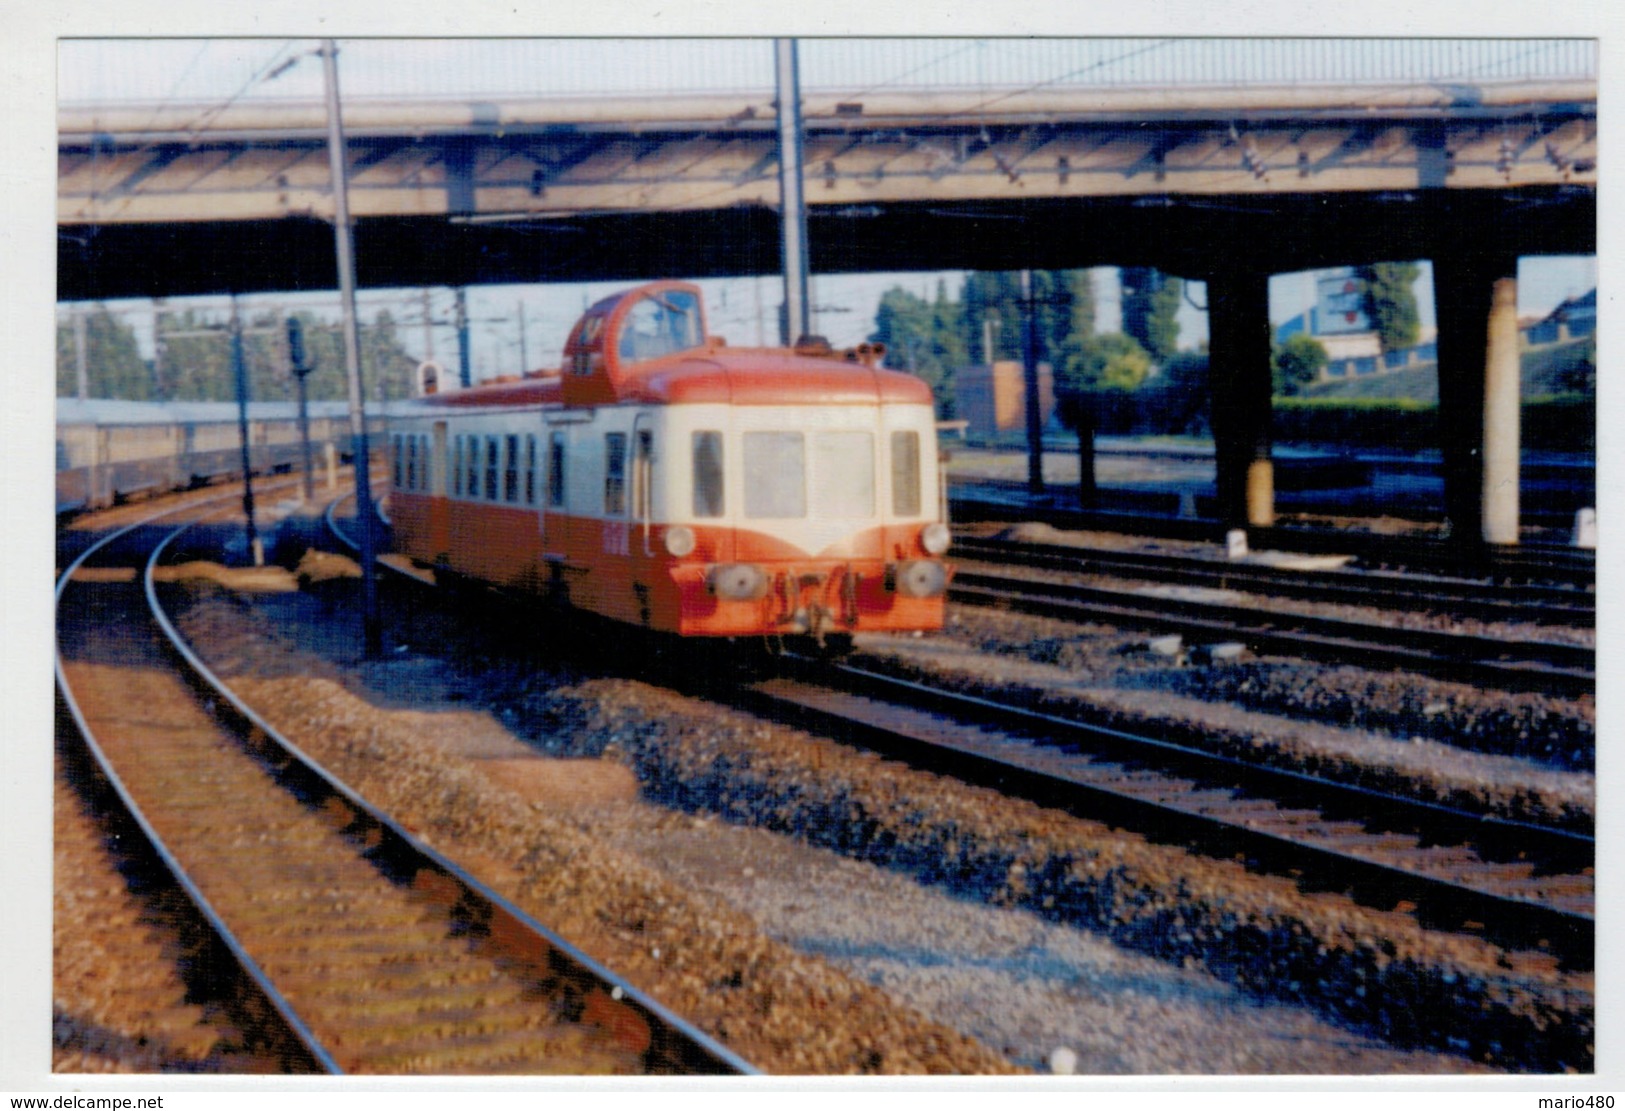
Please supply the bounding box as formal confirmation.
[57,87,1595,299]
[58,185,1595,302]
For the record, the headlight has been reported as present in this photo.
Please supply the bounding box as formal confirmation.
[921,522,951,555]
[891,560,947,598]
[664,525,697,557]
[707,563,768,601]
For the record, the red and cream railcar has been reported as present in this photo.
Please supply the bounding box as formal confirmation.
[386,280,951,643]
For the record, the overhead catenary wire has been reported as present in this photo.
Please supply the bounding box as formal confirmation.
[179,40,311,143]
[86,40,313,223]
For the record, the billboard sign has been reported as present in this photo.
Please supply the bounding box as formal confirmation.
[1315,272,1369,335]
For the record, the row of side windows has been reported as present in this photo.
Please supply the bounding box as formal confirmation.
[444,433,541,506]
[409,430,577,511]
[390,434,432,492]
[418,431,628,516]
[402,426,923,518]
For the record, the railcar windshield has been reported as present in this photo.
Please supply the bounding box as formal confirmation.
[744,431,806,518]
[811,431,875,517]
[617,289,704,364]
[742,429,880,519]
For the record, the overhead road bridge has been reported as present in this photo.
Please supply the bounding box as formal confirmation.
[58,68,1596,544]
[59,80,1594,289]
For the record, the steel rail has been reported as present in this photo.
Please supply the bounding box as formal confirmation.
[58,483,756,1074]
[948,570,1594,698]
[950,533,1595,625]
[55,489,339,1073]
[316,491,1591,965]
[947,491,1597,587]
[144,512,756,1075]
[736,657,1593,971]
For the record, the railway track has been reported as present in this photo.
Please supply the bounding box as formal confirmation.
[950,532,1595,627]
[55,491,754,1076]
[322,500,1593,969]
[947,560,1594,699]
[318,496,1594,1068]
[722,657,1593,973]
[948,492,1596,588]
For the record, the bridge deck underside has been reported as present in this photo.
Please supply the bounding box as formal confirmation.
[58,106,1595,298]
[59,186,1595,301]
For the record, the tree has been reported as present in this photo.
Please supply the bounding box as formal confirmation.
[957,269,1095,369]
[1357,261,1422,353]
[56,306,151,399]
[156,308,226,400]
[151,306,420,403]
[869,285,961,417]
[1272,333,1329,396]
[1143,349,1211,435]
[1120,267,1183,363]
[362,309,419,402]
[868,269,1098,422]
[958,271,1020,363]
[1562,338,1597,395]
[1055,331,1152,426]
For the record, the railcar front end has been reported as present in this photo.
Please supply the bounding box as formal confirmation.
[387,279,952,646]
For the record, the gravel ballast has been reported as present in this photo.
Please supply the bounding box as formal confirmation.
[852,611,1594,833]
[147,539,1591,1074]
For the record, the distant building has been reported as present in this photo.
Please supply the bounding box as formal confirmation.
[1275,267,1382,362]
[1286,272,1595,385]
[1311,331,1384,363]
[1526,289,1595,345]
[954,360,1055,443]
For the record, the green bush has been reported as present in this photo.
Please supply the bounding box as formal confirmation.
[1522,394,1595,451]
[1271,395,1594,453]
[1272,397,1436,450]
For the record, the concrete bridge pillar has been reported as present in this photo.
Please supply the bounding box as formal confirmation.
[1433,253,1521,546]
[1206,266,1275,528]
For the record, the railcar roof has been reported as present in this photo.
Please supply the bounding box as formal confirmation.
[631,350,932,405]
[408,352,931,409]
[412,376,564,409]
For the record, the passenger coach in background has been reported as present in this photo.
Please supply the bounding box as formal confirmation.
[387,281,952,649]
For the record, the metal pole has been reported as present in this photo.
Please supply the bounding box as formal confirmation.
[1021,270,1045,497]
[774,38,811,346]
[322,38,381,657]
[455,286,472,388]
[295,369,314,503]
[287,316,315,503]
[229,300,262,565]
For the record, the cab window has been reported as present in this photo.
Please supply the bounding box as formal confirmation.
[617,290,703,363]
[744,431,805,518]
[812,431,874,518]
[692,431,724,517]
[891,430,921,516]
